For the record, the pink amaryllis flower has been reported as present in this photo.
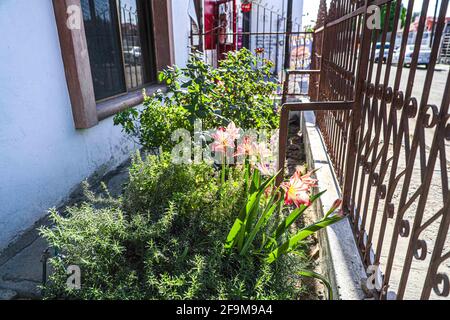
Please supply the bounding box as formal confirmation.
[253,142,272,161]
[281,180,311,207]
[236,136,255,157]
[211,128,234,154]
[281,171,319,208]
[270,130,280,146]
[256,161,276,177]
[226,122,241,141]
[293,168,318,190]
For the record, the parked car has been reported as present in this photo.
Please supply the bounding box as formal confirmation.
[392,45,431,68]
[374,42,391,63]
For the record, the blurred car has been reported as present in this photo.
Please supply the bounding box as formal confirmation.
[374,42,391,63]
[392,45,431,68]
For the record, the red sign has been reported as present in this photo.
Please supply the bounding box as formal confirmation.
[241,2,252,13]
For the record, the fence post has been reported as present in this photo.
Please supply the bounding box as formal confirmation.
[281,0,293,105]
[341,0,372,216]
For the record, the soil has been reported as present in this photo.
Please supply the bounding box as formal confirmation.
[285,114,328,300]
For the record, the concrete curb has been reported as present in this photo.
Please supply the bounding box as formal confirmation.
[301,110,368,300]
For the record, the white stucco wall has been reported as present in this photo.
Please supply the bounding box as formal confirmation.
[249,0,304,25]
[168,0,305,68]
[0,1,141,251]
[171,0,192,68]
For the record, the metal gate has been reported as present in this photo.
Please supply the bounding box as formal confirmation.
[189,0,314,96]
[279,0,449,300]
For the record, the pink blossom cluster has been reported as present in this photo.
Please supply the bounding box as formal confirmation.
[211,122,278,175]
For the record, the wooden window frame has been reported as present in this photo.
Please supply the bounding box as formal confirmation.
[53,0,174,129]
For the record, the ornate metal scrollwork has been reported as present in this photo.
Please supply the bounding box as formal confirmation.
[393,90,404,110]
[367,83,375,98]
[422,104,439,128]
[375,84,384,100]
[364,162,371,174]
[372,172,380,186]
[433,273,450,297]
[406,98,418,119]
[388,203,395,218]
[309,0,450,301]
[399,220,410,238]
[378,185,387,200]
[413,239,427,261]
[384,86,394,104]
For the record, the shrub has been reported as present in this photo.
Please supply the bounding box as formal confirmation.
[40,153,309,300]
[114,49,280,152]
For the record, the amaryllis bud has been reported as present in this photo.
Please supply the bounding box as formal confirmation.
[331,199,343,211]
[323,199,344,219]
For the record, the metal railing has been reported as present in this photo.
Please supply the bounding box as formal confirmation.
[189,0,314,98]
[279,0,449,300]
[191,0,449,300]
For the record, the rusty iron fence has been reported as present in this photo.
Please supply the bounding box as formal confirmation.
[279,0,449,300]
[191,0,448,300]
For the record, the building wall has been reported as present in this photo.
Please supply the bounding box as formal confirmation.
[0,0,189,252]
[171,0,192,68]
[248,0,304,76]
[250,0,304,26]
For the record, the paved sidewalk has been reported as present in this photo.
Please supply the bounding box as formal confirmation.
[0,160,131,299]
[361,142,449,300]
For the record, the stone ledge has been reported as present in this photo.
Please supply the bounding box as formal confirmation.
[301,110,368,300]
[0,289,18,300]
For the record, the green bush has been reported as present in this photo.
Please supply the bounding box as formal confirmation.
[40,153,309,300]
[114,49,280,152]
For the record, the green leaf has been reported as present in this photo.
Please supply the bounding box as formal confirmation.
[244,162,250,191]
[266,215,344,264]
[240,201,278,256]
[249,169,261,194]
[158,72,164,83]
[181,80,193,88]
[225,173,278,251]
[238,173,278,251]
[273,190,327,242]
[298,269,334,300]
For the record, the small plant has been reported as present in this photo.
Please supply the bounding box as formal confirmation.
[207,124,345,299]
[114,49,280,152]
[225,167,344,261]
[223,168,344,300]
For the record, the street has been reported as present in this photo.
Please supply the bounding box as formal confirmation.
[365,63,449,299]
[370,63,450,151]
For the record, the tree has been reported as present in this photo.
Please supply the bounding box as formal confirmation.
[381,1,407,32]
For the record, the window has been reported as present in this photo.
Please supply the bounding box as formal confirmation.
[80,0,156,101]
[53,0,174,129]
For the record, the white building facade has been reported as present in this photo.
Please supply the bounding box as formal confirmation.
[0,0,192,252]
